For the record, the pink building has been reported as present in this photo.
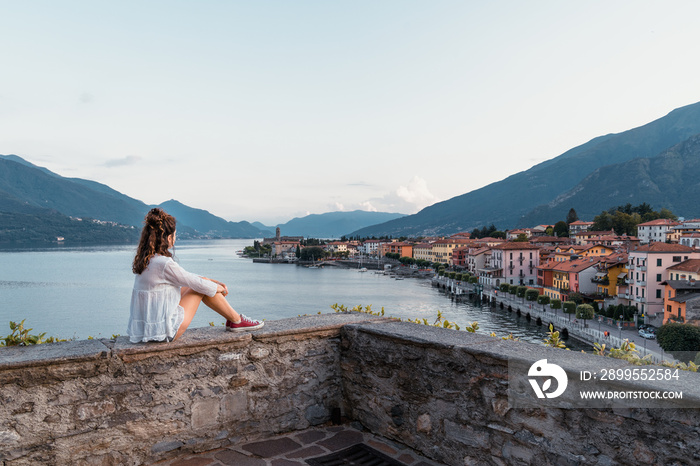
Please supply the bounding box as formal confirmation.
[490,243,541,287]
[624,243,700,324]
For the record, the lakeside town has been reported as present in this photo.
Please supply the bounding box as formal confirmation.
[246,215,700,330]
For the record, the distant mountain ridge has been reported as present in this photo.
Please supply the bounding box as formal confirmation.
[0,155,403,242]
[351,101,700,237]
[0,155,271,241]
[274,211,405,238]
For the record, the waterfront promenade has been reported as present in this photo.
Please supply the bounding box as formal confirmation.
[433,276,674,364]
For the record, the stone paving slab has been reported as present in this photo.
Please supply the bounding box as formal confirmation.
[155,424,446,466]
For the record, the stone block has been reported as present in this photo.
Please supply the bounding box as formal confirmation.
[191,398,220,430]
[151,440,185,454]
[76,399,116,420]
[304,404,328,425]
[222,392,249,421]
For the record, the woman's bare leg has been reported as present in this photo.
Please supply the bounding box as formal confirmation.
[202,293,241,323]
[173,287,242,340]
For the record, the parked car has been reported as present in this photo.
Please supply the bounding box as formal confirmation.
[639,329,656,339]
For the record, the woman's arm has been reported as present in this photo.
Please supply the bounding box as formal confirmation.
[202,276,229,296]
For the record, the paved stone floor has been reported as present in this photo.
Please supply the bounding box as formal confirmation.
[154,424,445,466]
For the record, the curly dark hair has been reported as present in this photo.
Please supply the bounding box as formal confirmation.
[132,208,177,274]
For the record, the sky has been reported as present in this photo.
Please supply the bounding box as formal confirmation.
[2,1,700,225]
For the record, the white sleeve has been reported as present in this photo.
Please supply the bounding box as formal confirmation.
[163,260,218,297]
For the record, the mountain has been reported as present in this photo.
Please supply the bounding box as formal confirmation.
[0,156,148,226]
[0,155,270,242]
[275,210,406,238]
[157,200,273,239]
[351,101,700,237]
[519,133,700,225]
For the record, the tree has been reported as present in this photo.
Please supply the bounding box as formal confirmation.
[553,221,569,237]
[514,233,529,242]
[566,208,579,225]
[525,289,539,303]
[562,301,576,321]
[550,299,562,315]
[537,295,551,311]
[576,304,595,327]
[516,286,527,301]
[300,246,326,262]
[567,292,584,305]
[658,208,677,220]
[656,323,700,362]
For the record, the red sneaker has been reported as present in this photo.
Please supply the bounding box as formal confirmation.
[226,314,264,332]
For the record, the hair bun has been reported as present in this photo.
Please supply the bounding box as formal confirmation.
[146,208,165,229]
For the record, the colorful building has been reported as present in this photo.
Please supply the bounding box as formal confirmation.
[624,243,700,324]
[661,280,700,325]
[431,238,472,265]
[490,242,541,286]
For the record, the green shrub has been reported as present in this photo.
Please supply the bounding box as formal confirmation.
[656,323,700,361]
[1,320,64,346]
[525,289,539,302]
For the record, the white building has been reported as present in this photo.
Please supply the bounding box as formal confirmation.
[359,239,383,257]
[637,219,681,244]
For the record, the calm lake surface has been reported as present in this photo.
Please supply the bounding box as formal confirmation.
[0,239,586,349]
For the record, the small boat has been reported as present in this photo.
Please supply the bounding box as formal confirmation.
[358,267,368,273]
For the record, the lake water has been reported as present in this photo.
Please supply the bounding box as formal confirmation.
[0,239,586,349]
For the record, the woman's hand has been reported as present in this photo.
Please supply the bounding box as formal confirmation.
[205,277,228,296]
[216,283,229,296]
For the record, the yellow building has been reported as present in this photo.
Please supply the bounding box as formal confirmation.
[413,243,433,263]
[582,244,617,257]
[593,254,628,297]
[431,238,472,265]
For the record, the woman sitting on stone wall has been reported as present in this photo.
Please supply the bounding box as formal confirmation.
[127,208,263,343]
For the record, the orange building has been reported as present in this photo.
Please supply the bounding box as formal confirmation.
[380,241,414,259]
[662,279,700,325]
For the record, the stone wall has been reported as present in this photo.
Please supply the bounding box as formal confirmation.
[0,313,384,465]
[2,313,700,465]
[341,321,700,465]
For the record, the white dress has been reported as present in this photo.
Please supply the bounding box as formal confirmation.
[127,254,218,343]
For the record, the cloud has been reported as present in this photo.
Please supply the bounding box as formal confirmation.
[104,155,142,167]
[359,201,378,212]
[333,202,345,211]
[356,176,440,214]
[395,176,439,208]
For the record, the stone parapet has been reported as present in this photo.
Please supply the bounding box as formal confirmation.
[0,313,388,465]
[341,320,700,465]
[1,313,699,465]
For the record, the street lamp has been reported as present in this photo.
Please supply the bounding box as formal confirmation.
[618,315,623,340]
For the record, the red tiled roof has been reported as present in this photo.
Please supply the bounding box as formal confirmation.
[492,242,541,250]
[551,257,603,272]
[633,243,695,253]
[638,219,681,227]
[667,259,700,273]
